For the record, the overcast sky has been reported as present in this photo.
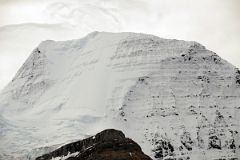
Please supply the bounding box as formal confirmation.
[0,0,239,91]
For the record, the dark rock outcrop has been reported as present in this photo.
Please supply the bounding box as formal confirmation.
[36,129,152,160]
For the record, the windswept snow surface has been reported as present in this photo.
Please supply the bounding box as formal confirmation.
[0,32,240,159]
[50,152,79,160]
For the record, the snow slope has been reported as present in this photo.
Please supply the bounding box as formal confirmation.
[0,32,240,159]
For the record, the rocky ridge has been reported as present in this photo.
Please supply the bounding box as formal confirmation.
[36,129,152,160]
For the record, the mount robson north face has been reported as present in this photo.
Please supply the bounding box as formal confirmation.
[0,32,240,160]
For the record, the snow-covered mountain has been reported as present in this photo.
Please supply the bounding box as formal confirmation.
[0,32,240,160]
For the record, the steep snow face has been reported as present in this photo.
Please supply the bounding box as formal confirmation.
[0,32,240,160]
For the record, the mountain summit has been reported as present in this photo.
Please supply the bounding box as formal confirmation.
[0,32,240,159]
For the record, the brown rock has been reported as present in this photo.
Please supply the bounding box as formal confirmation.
[36,129,152,160]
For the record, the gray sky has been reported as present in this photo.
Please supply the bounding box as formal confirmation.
[0,0,239,90]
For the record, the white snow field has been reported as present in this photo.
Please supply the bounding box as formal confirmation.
[0,32,240,159]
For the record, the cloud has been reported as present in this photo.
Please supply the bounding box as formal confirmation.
[44,1,123,32]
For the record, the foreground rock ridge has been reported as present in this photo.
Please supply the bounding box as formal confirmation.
[36,129,152,160]
[0,31,240,159]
